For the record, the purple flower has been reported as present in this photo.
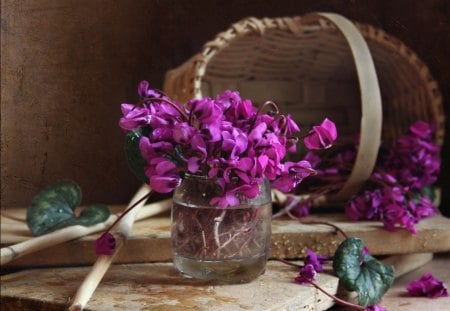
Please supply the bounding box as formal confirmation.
[272,161,315,193]
[173,122,196,144]
[119,104,152,130]
[221,127,248,159]
[215,90,242,111]
[187,98,223,125]
[295,264,317,284]
[95,232,116,255]
[304,249,329,272]
[288,198,311,218]
[409,120,433,137]
[365,305,387,311]
[345,190,378,220]
[413,196,436,219]
[407,273,449,298]
[137,80,164,99]
[145,158,181,193]
[303,118,337,150]
[120,83,338,208]
[248,123,267,144]
[283,114,300,135]
[225,97,255,120]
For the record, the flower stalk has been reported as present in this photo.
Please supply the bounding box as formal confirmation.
[69,184,150,311]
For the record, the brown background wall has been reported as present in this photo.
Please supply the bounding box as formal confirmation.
[1,0,449,214]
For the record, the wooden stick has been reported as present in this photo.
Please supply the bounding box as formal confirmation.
[68,184,150,311]
[1,188,171,266]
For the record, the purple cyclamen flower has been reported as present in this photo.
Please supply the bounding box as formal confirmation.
[215,90,242,111]
[272,161,315,193]
[120,83,337,208]
[304,249,329,272]
[173,122,196,144]
[138,80,163,98]
[294,264,317,284]
[188,98,223,125]
[409,120,433,137]
[221,127,248,159]
[248,122,267,144]
[364,305,387,311]
[146,158,181,193]
[303,118,337,150]
[210,190,240,208]
[407,273,449,298]
[95,232,116,255]
[288,198,311,218]
[413,196,436,219]
[119,104,152,131]
[383,202,416,233]
[226,98,255,120]
[283,114,300,135]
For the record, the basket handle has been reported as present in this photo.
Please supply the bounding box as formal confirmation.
[306,13,383,202]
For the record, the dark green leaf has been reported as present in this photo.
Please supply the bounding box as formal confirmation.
[421,185,436,202]
[26,181,110,236]
[50,204,110,230]
[333,237,394,306]
[125,129,149,184]
[409,185,436,205]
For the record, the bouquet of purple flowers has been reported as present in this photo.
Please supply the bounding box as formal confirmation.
[119,81,337,208]
[277,120,441,234]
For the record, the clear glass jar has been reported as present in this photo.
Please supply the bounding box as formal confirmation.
[171,174,272,283]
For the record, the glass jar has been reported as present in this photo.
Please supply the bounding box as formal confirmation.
[171,174,272,283]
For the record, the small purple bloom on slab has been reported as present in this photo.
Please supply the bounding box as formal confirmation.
[95,232,116,255]
[406,273,449,298]
[365,305,387,311]
[304,249,328,272]
[295,263,317,284]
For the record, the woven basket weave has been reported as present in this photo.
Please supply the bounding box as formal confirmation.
[163,13,445,202]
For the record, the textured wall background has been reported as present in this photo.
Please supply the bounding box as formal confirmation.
[1,0,449,214]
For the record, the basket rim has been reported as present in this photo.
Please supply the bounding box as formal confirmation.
[164,14,444,146]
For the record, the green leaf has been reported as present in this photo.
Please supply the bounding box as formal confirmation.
[125,129,149,184]
[421,185,436,202]
[333,237,394,306]
[26,181,110,236]
[50,204,110,230]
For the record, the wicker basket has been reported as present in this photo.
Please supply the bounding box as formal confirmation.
[163,13,445,203]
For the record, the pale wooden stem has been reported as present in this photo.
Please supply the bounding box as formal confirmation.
[68,184,151,311]
[1,191,171,266]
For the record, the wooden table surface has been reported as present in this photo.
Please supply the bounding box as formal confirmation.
[2,207,450,268]
[1,253,449,310]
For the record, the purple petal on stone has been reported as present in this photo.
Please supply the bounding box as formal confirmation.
[407,273,449,298]
[364,305,387,311]
[295,264,317,284]
[304,249,324,272]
